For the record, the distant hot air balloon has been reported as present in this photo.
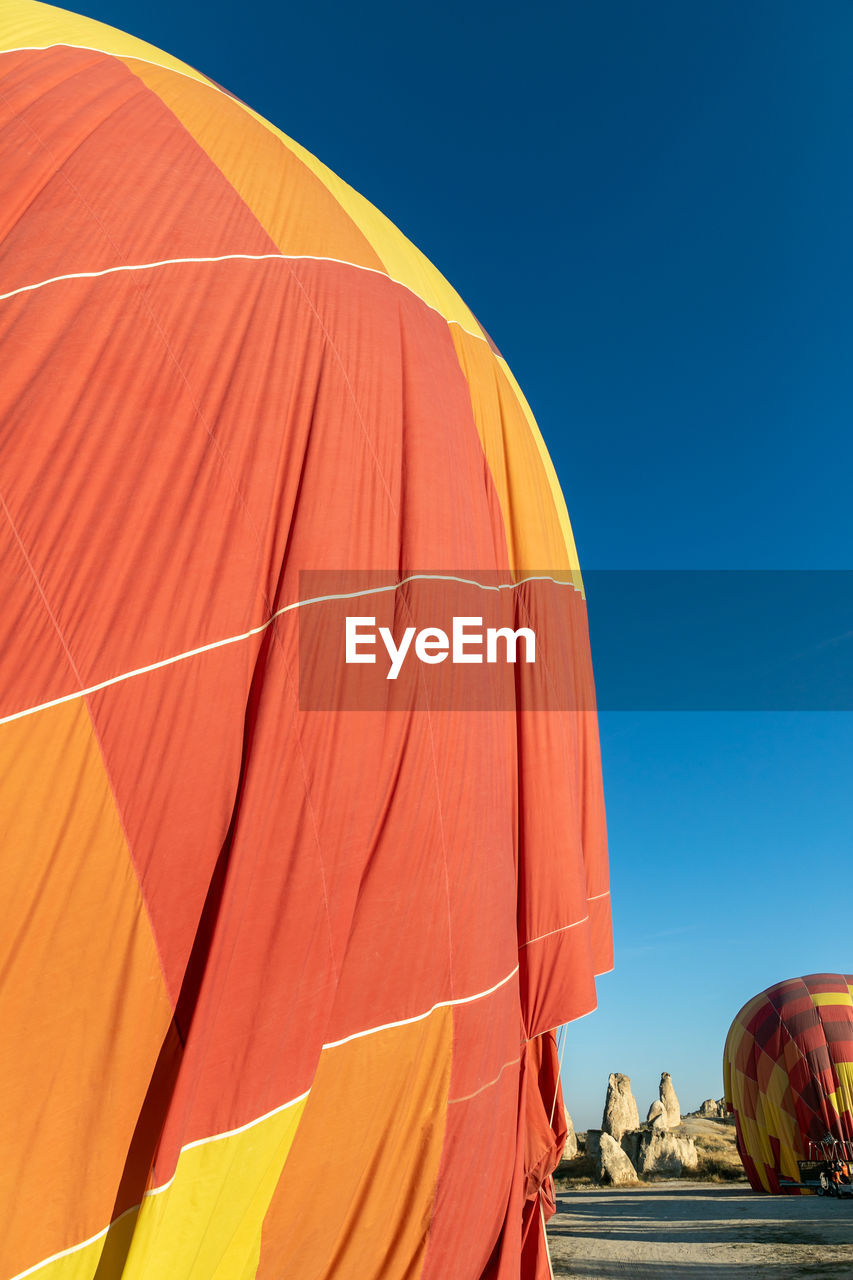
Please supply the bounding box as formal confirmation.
[724,974,853,1193]
[0,3,611,1278]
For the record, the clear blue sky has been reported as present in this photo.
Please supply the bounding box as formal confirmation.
[67,0,853,1128]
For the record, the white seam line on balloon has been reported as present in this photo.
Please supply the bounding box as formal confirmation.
[7,1088,312,1280]
[0,43,243,101]
[0,42,221,78]
[0,250,490,347]
[0,573,581,727]
[541,1194,556,1280]
[0,44,491,344]
[518,917,589,950]
[8,965,520,1280]
[447,1055,521,1106]
[322,963,519,1050]
[517,893,611,952]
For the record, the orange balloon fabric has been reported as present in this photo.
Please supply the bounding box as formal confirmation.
[0,4,612,1278]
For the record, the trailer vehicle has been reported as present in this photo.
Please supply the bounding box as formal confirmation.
[779,1137,853,1196]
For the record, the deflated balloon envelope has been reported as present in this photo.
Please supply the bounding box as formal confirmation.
[0,3,612,1277]
[724,974,853,1192]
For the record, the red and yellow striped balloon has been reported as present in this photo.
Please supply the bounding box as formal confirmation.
[724,974,853,1193]
[0,3,611,1277]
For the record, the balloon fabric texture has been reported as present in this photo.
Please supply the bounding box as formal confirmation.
[0,3,612,1277]
[724,974,853,1193]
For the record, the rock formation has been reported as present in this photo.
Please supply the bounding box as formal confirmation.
[573,1073,732,1188]
[620,1129,641,1168]
[598,1131,639,1185]
[637,1129,698,1177]
[563,1107,578,1160]
[601,1072,640,1142]
[646,1099,668,1129]
[659,1072,681,1127]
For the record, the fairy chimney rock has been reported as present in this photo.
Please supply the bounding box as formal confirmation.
[602,1072,640,1142]
[660,1072,681,1127]
[637,1129,698,1177]
[647,1098,668,1129]
[563,1107,578,1160]
[598,1131,639,1185]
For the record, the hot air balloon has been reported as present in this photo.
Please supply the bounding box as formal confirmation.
[724,974,853,1193]
[0,3,611,1278]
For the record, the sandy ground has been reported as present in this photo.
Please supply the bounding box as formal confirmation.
[547,1182,853,1279]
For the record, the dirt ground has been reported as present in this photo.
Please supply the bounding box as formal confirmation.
[546,1182,853,1279]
